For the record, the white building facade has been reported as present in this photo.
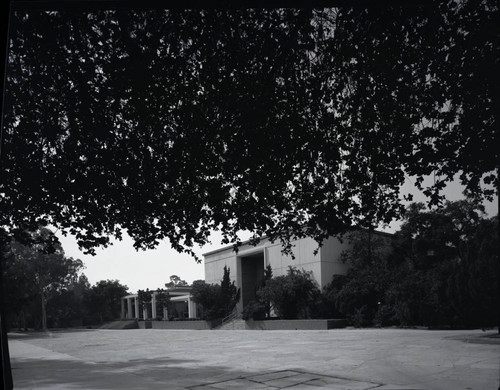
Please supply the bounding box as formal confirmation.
[203,232,392,313]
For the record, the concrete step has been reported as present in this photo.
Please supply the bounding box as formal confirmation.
[217,319,246,330]
[99,320,139,330]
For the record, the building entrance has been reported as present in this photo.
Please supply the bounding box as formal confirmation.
[240,252,265,309]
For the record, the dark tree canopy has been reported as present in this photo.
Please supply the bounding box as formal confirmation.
[1,2,497,260]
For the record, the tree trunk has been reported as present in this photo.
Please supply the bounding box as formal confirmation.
[41,292,47,330]
[0,2,14,387]
[0,250,14,390]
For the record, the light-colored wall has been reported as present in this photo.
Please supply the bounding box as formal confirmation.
[204,254,238,285]
[204,236,325,289]
[265,237,322,286]
[319,235,352,287]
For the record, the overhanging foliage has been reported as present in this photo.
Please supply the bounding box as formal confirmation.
[1,3,497,260]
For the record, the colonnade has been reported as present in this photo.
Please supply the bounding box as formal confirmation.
[120,292,197,320]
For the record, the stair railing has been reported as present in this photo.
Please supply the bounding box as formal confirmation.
[216,308,242,329]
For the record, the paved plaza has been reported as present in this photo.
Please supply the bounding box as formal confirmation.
[7,328,500,390]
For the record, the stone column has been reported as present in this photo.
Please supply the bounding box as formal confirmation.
[127,298,133,320]
[236,256,244,314]
[134,297,139,320]
[188,298,197,319]
[151,293,157,319]
[121,298,125,319]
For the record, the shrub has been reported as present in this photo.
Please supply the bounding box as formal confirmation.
[191,266,240,320]
[373,304,396,327]
[241,300,266,320]
[257,267,320,319]
[190,280,224,320]
[317,274,348,319]
[351,306,369,328]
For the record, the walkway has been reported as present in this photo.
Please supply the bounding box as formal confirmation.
[8,328,500,389]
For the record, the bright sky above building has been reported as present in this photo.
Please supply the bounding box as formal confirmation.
[57,175,498,294]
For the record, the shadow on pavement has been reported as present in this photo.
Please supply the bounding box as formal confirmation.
[8,329,100,340]
[11,356,262,389]
[447,332,500,345]
[11,355,385,390]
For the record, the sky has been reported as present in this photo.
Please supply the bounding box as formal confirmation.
[56,175,498,294]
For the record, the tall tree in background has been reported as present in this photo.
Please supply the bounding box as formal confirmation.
[331,231,394,326]
[332,201,498,328]
[1,2,497,261]
[1,231,38,330]
[83,280,129,324]
[46,274,90,328]
[388,201,498,327]
[165,275,188,289]
[4,228,83,330]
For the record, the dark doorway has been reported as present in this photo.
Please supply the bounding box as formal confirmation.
[240,252,265,308]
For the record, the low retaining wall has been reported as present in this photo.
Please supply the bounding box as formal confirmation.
[245,319,347,330]
[138,320,212,330]
[136,319,346,330]
[100,320,139,330]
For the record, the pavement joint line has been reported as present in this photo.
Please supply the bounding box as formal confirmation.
[288,369,382,386]
[366,385,390,390]
[187,369,383,389]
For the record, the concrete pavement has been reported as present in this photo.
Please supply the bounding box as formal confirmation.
[7,328,500,390]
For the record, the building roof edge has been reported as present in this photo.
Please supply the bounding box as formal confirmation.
[202,228,394,258]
